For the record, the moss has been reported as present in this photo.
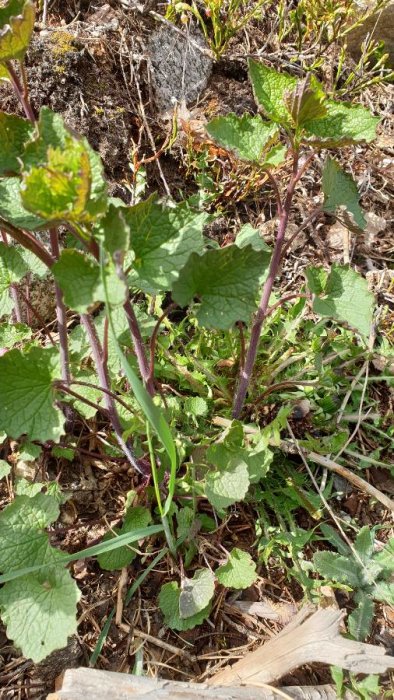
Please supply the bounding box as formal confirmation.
[49,30,77,60]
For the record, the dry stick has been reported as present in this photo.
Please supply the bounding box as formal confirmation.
[17,288,56,346]
[49,228,71,384]
[232,164,299,418]
[79,314,146,476]
[308,450,394,512]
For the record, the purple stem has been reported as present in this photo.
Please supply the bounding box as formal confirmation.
[80,313,146,475]
[232,167,300,419]
[6,61,36,123]
[50,228,71,385]
[0,219,54,269]
[123,298,155,396]
[10,284,23,323]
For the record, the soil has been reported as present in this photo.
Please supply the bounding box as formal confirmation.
[0,1,393,698]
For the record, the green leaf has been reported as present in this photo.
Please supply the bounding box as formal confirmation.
[21,108,107,223]
[284,75,327,127]
[374,539,394,573]
[21,139,92,223]
[124,195,207,293]
[215,548,257,589]
[0,0,35,62]
[0,566,80,662]
[51,446,75,461]
[0,459,11,479]
[304,100,379,146]
[0,112,33,175]
[53,250,126,313]
[19,440,42,461]
[0,347,65,442]
[15,478,44,497]
[0,176,46,230]
[236,224,271,252]
[159,580,211,630]
[0,321,31,347]
[372,581,394,605]
[97,506,151,571]
[248,59,296,124]
[354,527,374,564]
[0,241,28,317]
[206,113,278,163]
[322,158,366,230]
[309,264,375,340]
[263,143,287,168]
[313,551,362,588]
[19,248,48,278]
[348,594,374,641]
[179,568,215,618]
[173,245,270,329]
[319,523,350,556]
[304,266,327,295]
[184,396,208,417]
[0,493,59,572]
[205,457,250,511]
[95,203,130,257]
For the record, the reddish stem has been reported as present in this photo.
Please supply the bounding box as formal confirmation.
[232,157,303,418]
[50,228,71,385]
[123,297,155,396]
[80,314,146,476]
[5,61,36,123]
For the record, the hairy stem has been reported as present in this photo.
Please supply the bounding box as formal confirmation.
[232,169,300,418]
[6,61,36,123]
[80,313,146,476]
[123,297,155,396]
[50,228,71,384]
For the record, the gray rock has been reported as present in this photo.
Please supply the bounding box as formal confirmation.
[347,1,394,67]
[148,26,213,113]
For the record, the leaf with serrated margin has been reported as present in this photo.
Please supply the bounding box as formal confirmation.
[0,347,65,442]
[0,321,31,347]
[354,526,375,563]
[94,203,130,257]
[0,0,35,62]
[248,59,296,124]
[313,551,363,588]
[374,539,394,574]
[309,264,375,340]
[284,75,327,128]
[173,245,270,329]
[348,593,374,640]
[304,100,379,146]
[205,457,250,511]
[0,241,28,317]
[206,113,278,163]
[0,493,59,572]
[0,113,33,175]
[21,107,107,222]
[159,581,211,631]
[0,177,47,230]
[215,548,257,589]
[236,224,271,252]
[124,195,207,293]
[179,568,215,618]
[0,566,80,662]
[21,140,91,223]
[322,157,366,230]
[53,250,126,313]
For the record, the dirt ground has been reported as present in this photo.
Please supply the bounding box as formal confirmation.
[0,1,393,697]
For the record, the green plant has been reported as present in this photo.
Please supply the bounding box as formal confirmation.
[314,524,394,641]
[0,0,391,668]
[166,0,270,58]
